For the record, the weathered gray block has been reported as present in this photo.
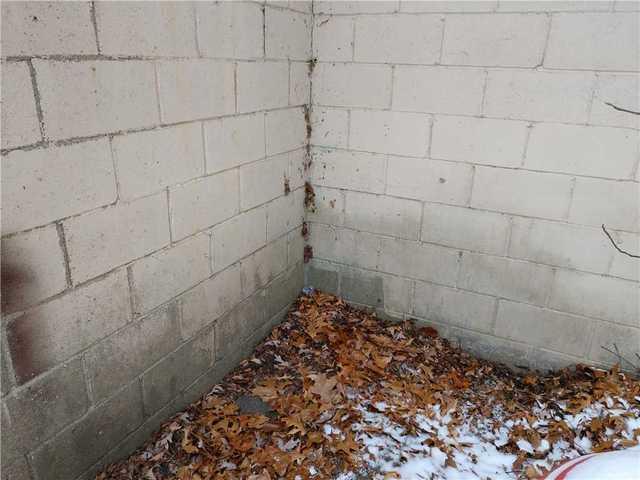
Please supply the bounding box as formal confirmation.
[1,61,40,150]
[215,291,266,361]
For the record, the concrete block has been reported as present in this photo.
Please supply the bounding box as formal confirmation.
[2,139,116,235]
[312,63,392,108]
[448,328,531,369]
[215,292,266,361]
[310,224,380,270]
[288,148,306,191]
[1,62,40,150]
[509,218,612,275]
[349,109,430,157]
[495,300,591,357]
[305,259,340,294]
[545,13,639,71]
[130,234,211,315]
[458,252,554,305]
[204,113,265,174]
[354,14,442,64]
[378,237,460,286]
[549,269,639,327]
[65,192,170,283]
[0,457,31,480]
[386,156,473,205]
[340,267,412,314]
[266,188,304,241]
[470,167,573,220]
[180,265,243,340]
[35,60,157,140]
[568,177,639,232]
[112,124,204,201]
[265,8,311,60]
[315,1,399,14]
[264,263,303,319]
[414,281,496,333]
[484,69,593,123]
[393,66,485,115]
[421,204,509,255]
[588,322,640,366]
[7,270,130,383]
[196,1,264,59]
[311,107,349,148]
[4,359,88,450]
[498,1,611,11]
[313,15,354,62]
[306,185,345,226]
[240,237,288,296]
[237,61,290,113]
[266,107,306,155]
[157,60,235,123]
[96,2,197,56]
[311,148,386,194]
[614,1,639,11]
[1,403,23,467]
[240,153,290,210]
[1,225,67,314]
[170,170,239,241]
[401,1,497,12]
[529,349,584,373]
[431,115,528,168]
[142,333,212,415]
[211,207,267,272]
[289,61,310,105]
[525,123,637,180]
[288,229,305,267]
[30,382,144,480]
[344,191,422,239]
[442,14,547,67]
[84,303,181,402]
[590,74,640,129]
[608,231,640,281]
[1,2,96,56]
[1,342,15,397]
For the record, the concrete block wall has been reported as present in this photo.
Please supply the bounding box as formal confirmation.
[1,2,309,479]
[307,0,640,372]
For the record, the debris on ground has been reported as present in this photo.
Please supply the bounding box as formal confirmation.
[98,291,640,480]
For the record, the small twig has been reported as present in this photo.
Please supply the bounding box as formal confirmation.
[601,344,640,371]
[601,224,640,259]
[604,102,640,116]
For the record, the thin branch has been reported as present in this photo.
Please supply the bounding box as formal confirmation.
[601,224,640,259]
[604,102,640,116]
[600,344,639,371]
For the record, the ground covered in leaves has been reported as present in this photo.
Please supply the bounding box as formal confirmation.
[99,291,640,480]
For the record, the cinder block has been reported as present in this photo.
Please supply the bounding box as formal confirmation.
[421,204,509,255]
[314,1,399,14]
[549,269,639,327]
[378,237,460,286]
[240,153,290,210]
[344,191,422,239]
[266,8,311,60]
[590,74,640,129]
[312,63,392,108]
[265,107,306,155]
[442,14,547,67]
[65,193,170,283]
[311,108,349,148]
[386,156,473,205]
[96,2,197,56]
[414,281,496,333]
[349,109,430,157]
[484,69,593,123]
[498,1,611,11]
[508,217,612,274]
[525,123,636,180]
[545,13,639,71]
[311,148,386,194]
[35,60,157,140]
[264,262,303,318]
[130,234,211,315]
[7,270,130,383]
[431,115,528,168]
[448,327,531,368]
[1,344,15,397]
[170,170,239,241]
[588,322,640,366]
[401,1,496,12]
[112,124,204,201]
[0,457,31,480]
[240,237,288,296]
[1,403,22,467]
[289,61,310,105]
[313,15,354,62]
[458,252,554,305]
[470,166,573,220]
[237,61,290,113]
[2,139,116,235]
[204,113,265,174]
[393,66,485,115]
[1,62,40,150]
[156,60,235,123]
[288,148,306,191]
[614,1,639,11]
[306,186,345,226]
[196,1,264,59]
[568,177,639,232]
[215,292,266,361]
[1,225,66,314]
[180,265,243,340]
[30,382,144,480]
[84,303,181,402]
[340,266,412,314]
[266,188,304,242]
[354,14,442,64]
[529,349,584,373]
[1,2,96,56]
[608,231,639,281]
[305,259,339,293]
[211,207,267,272]
[495,300,591,357]
[142,333,212,415]
[310,223,380,270]
[288,229,305,267]
[5,359,88,450]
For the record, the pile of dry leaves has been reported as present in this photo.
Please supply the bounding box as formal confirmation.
[98,291,640,480]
